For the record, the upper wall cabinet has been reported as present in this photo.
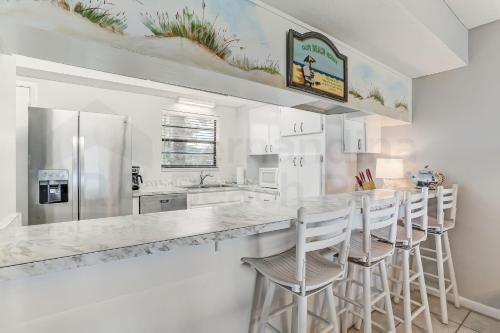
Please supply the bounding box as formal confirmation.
[343,115,381,154]
[280,107,323,137]
[248,105,280,155]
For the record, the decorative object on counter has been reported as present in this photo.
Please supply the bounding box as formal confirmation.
[236,167,246,185]
[355,169,376,190]
[376,158,404,188]
[411,165,445,189]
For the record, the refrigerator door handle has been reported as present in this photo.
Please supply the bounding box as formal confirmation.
[78,136,85,220]
[72,136,79,221]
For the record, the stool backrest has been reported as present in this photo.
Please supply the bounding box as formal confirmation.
[362,193,399,264]
[403,188,429,244]
[296,200,355,294]
[437,184,458,230]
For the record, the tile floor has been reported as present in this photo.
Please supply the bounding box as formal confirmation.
[347,295,500,332]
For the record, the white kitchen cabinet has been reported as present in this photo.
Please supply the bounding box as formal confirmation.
[280,107,323,137]
[243,191,278,203]
[248,105,280,155]
[343,115,381,154]
[343,118,366,153]
[279,154,322,200]
[188,190,243,209]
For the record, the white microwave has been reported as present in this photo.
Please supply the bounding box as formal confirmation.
[259,168,279,189]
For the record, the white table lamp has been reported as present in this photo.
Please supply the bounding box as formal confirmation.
[376,158,404,188]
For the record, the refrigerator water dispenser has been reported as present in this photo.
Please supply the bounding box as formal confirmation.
[38,170,69,204]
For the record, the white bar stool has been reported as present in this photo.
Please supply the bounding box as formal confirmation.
[413,185,460,324]
[376,188,433,333]
[336,194,399,333]
[242,201,355,333]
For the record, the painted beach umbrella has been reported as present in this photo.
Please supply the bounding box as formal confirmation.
[304,55,316,64]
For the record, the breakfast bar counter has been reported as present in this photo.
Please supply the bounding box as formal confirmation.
[0,189,425,282]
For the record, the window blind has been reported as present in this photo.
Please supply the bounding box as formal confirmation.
[161,112,217,169]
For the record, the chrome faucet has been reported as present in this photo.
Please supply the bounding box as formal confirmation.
[199,170,214,185]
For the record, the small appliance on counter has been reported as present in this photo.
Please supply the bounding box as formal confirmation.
[259,168,279,189]
[411,165,445,189]
[132,166,143,191]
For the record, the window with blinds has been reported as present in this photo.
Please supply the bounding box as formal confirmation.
[161,112,217,169]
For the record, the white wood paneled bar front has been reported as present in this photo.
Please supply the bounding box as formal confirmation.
[0,189,434,333]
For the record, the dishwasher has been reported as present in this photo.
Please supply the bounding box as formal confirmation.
[139,193,187,214]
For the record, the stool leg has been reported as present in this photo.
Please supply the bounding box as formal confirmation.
[393,249,404,304]
[258,280,276,333]
[444,232,460,308]
[297,295,308,333]
[380,260,396,333]
[435,233,448,324]
[325,285,340,333]
[415,245,433,333]
[291,297,298,333]
[362,265,372,333]
[342,263,355,333]
[402,249,412,333]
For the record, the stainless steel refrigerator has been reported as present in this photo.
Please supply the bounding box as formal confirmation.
[28,107,132,225]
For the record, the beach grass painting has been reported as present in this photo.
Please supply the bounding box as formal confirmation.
[141,3,238,60]
[141,1,280,75]
[368,87,385,106]
[348,87,364,100]
[50,0,127,34]
[394,99,408,111]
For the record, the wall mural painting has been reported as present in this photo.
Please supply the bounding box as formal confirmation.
[0,0,411,119]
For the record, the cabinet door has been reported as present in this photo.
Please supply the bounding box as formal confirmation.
[364,115,382,154]
[279,154,299,200]
[267,107,280,154]
[280,107,323,136]
[297,111,323,135]
[298,154,323,197]
[248,107,270,155]
[280,107,300,137]
[343,118,366,153]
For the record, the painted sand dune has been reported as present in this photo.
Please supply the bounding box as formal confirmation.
[0,2,285,87]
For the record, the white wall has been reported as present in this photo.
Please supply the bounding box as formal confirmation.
[17,77,244,192]
[359,20,500,309]
[0,54,16,220]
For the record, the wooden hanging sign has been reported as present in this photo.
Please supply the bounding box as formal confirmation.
[287,29,348,102]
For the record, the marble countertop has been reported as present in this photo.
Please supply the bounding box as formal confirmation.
[0,189,418,281]
[133,184,279,197]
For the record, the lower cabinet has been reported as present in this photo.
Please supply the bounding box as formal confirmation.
[188,191,243,209]
[188,190,278,208]
[243,191,278,203]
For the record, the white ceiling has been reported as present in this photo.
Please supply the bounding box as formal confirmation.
[445,0,500,29]
[259,0,469,78]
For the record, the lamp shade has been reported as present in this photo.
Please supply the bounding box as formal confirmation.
[376,158,404,179]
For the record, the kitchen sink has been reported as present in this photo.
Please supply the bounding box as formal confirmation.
[181,184,234,189]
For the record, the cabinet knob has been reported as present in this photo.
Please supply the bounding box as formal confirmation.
[357,139,362,151]
[293,123,297,133]
[269,145,273,152]
[265,145,268,152]
[292,157,297,166]
[300,157,304,167]
[300,122,304,132]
